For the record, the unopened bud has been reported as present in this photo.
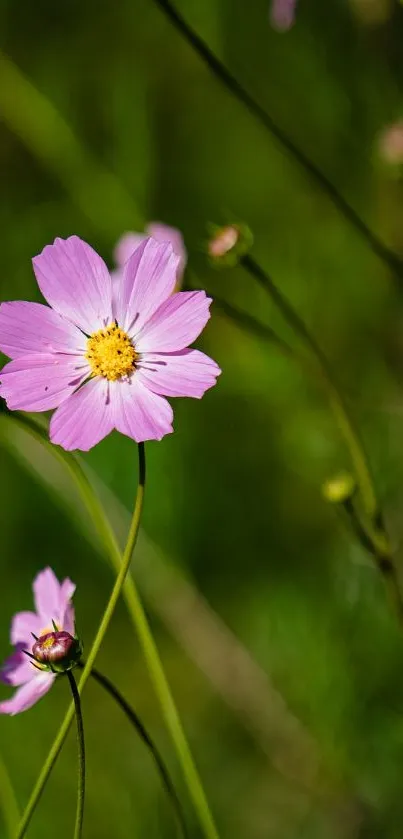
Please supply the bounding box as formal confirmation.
[378,121,403,166]
[207,223,253,267]
[322,472,355,505]
[32,631,82,674]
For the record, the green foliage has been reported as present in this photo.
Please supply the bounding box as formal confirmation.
[1,0,403,836]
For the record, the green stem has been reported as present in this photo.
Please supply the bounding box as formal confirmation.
[4,411,219,839]
[0,758,19,837]
[240,254,403,617]
[67,671,86,839]
[14,443,146,839]
[79,663,188,838]
[342,499,403,624]
[242,253,378,520]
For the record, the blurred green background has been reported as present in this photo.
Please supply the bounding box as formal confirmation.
[3,0,403,836]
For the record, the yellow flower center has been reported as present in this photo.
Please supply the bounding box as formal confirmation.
[41,635,56,650]
[85,323,138,381]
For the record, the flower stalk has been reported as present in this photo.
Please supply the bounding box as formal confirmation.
[6,410,219,839]
[152,0,403,282]
[78,663,189,838]
[67,671,86,839]
[14,442,146,839]
[239,252,403,619]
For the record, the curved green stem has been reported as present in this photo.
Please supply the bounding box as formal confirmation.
[14,443,146,839]
[242,254,378,520]
[79,663,188,838]
[67,671,86,839]
[239,254,403,617]
[0,758,19,837]
[3,411,219,839]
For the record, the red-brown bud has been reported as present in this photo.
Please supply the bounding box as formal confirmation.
[32,631,82,674]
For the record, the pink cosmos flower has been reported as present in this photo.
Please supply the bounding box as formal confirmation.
[0,236,220,451]
[0,568,75,715]
[112,222,187,291]
[269,0,297,30]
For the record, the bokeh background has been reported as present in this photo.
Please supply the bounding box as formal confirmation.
[2,0,403,836]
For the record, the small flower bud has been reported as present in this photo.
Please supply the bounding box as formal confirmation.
[207,223,253,267]
[378,121,403,166]
[322,472,356,505]
[32,631,82,674]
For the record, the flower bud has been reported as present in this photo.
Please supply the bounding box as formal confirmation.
[32,631,82,674]
[207,223,253,267]
[322,472,355,505]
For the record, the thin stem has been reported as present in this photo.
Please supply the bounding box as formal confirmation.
[78,663,188,838]
[5,410,219,839]
[343,499,403,625]
[152,0,403,283]
[240,253,403,617]
[67,671,86,839]
[242,253,378,521]
[0,757,19,837]
[14,443,146,839]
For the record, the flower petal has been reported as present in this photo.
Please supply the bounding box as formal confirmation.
[33,568,62,627]
[138,349,221,398]
[0,672,54,715]
[135,291,212,353]
[11,612,43,646]
[270,0,296,30]
[112,378,173,442]
[60,578,76,634]
[1,647,34,687]
[50,377,115,451]
[146,223,187,282]
[114,232,147,268]
[0,301,86,360]
[0,354,89,412]
[32,236,113,334]
[115,238,180,334]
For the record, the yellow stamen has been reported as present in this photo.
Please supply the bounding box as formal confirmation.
[42,635,56,649]
[86,323,138,381]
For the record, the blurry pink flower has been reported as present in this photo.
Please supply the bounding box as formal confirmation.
[0,568,75,715]
[0,235,220,451]
[378,121,403,165]
[208,226,240,259]
[269,0,297,30]
[113,222,187,290]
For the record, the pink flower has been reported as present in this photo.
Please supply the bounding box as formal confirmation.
[0,568,75,715]
[269,0,297,30]
[113,222,187,291]
[0,236,220,451]
[378,121,403,165]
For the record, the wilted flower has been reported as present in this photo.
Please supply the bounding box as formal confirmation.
[269,0,297,30]
[113,222,187,291]
[0,568,76,714]
[0,236,220,451]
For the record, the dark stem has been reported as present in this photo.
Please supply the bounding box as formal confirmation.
[343,498,403,625]
[138,440,146,487]
[152,0,403,283]
[242,254,339,378]
[67,670,86,839]
[77,662,189,839]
